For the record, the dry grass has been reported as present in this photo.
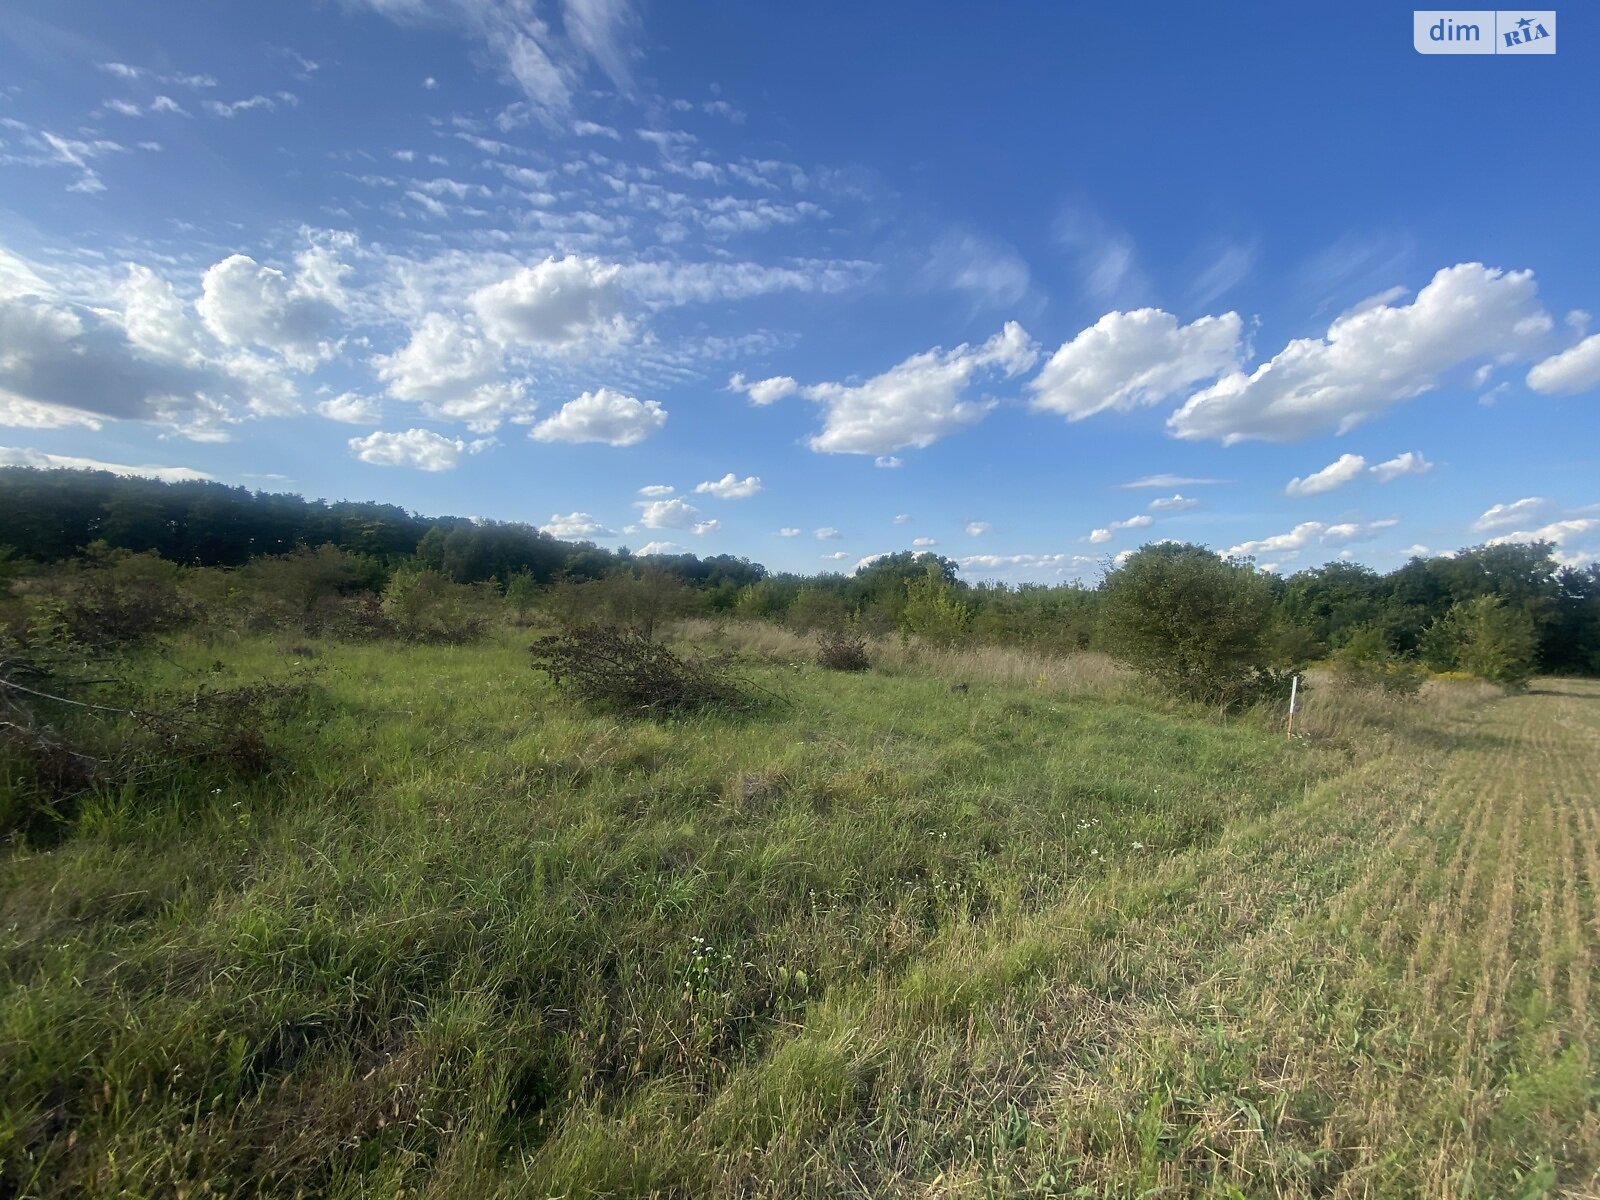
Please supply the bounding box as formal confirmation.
[676,617,1134,698]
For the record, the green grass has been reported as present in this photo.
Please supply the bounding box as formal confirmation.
[2,627,1594,1197]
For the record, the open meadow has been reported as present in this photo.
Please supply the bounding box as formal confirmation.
[3,622,1596,1197]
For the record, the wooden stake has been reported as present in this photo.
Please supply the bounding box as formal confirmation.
[1286,673,1299,740]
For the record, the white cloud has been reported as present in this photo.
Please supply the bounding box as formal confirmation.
[959,552,1098,573]
[0,292,260,439]
[539,511,615,538]
[637,496,701,529]
[530,387,665,445]
[821,551,850,561]
[1118,473,1227,489]
[815,526,841,540]
[694,472,761,499]
[1029,309,1241,421]
[635,540,683,556]
[912,537,937,547]
[1369,451,1433,482]
[1086,514,1153,543]
[1285,453,1368,497]
[965,521,991,536]
[919,230,1030,308]
[637,483,674,496]
[1527,333,1600,395]
[317,392,382,423]
[1472,497,1550,532]
[103,99,143,118]
[204,95,280,118]
[893,514,911,524]
[727,371,798,406]
[1054,202,1146,303]
[691,519,720,536]
[371,314,532,430]
[0,445,209,482]
[470,255,630,349]
[1148,493,1197,512]
[349,427,483,471]
[1170,263,1553,443]
[197,254,342,369]
[356,0,639,118]
[874,455,903,469]
[1225,518,1399,560]
[775,527,801,537]
[1485,519,1599,549]
[802,321,1037,454]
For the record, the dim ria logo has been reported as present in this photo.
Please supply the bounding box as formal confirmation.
[1414,10,1556,53]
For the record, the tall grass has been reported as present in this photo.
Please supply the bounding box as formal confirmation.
[3,623,1568,1198]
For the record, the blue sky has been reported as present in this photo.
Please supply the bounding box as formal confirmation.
[1,1,1596,580]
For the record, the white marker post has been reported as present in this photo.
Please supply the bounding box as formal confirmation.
[1286,673,1299,741]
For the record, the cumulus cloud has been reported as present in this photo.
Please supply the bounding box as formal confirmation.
[691,519,720,536]
[1029,309,1241,421]
[874,455,902,469]
[371,314,534,430]
[965,521,991,536]
[0,445,209,482]
[893,513,911,524]
[637,483,674,496]
[1225,518,1399,561]
[636,496,701,529]
[1368,451,1433,482]
[1473,497,1550,532]
[1170,263,1553,443]
[959,552,1099,574]
[1148,493,1197,512]
[1485,518,1598,549]
[775,527,801,537]
[694,472,761,499]
[912,537,937,547]
[470,255,630,349]
[1527,333,1600,395]
[727,372,798,406]
[373,313,499,399]
[1287,450,1434,495]
[0,292,261,439]
[317,392,382,423]
[1086,514,1153,543]
[348,427,488,471]
[1285,453,1369,497]
[530,387,665,445]
[814,526,841,540]
[539,511,615,538]
[821,551,850,561]
[802,322,1037,455]
[635,540,683,555]
[197,254,342,369]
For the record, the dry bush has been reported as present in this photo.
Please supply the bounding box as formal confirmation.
[0,645,320,841]
[530,624,753,715]
[815,627,869,672]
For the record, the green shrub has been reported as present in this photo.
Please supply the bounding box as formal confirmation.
[1100,543,1284,708]
[1331,625,1425,696]
[900,561,973,647]
[1426,595,1538,688]
[381,566,496,643]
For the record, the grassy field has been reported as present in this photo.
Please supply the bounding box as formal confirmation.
[1,625,1596,1197]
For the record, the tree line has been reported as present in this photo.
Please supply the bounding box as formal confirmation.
[1,467,1595,679]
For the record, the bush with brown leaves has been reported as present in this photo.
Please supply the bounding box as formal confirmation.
[529,624,751,715]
